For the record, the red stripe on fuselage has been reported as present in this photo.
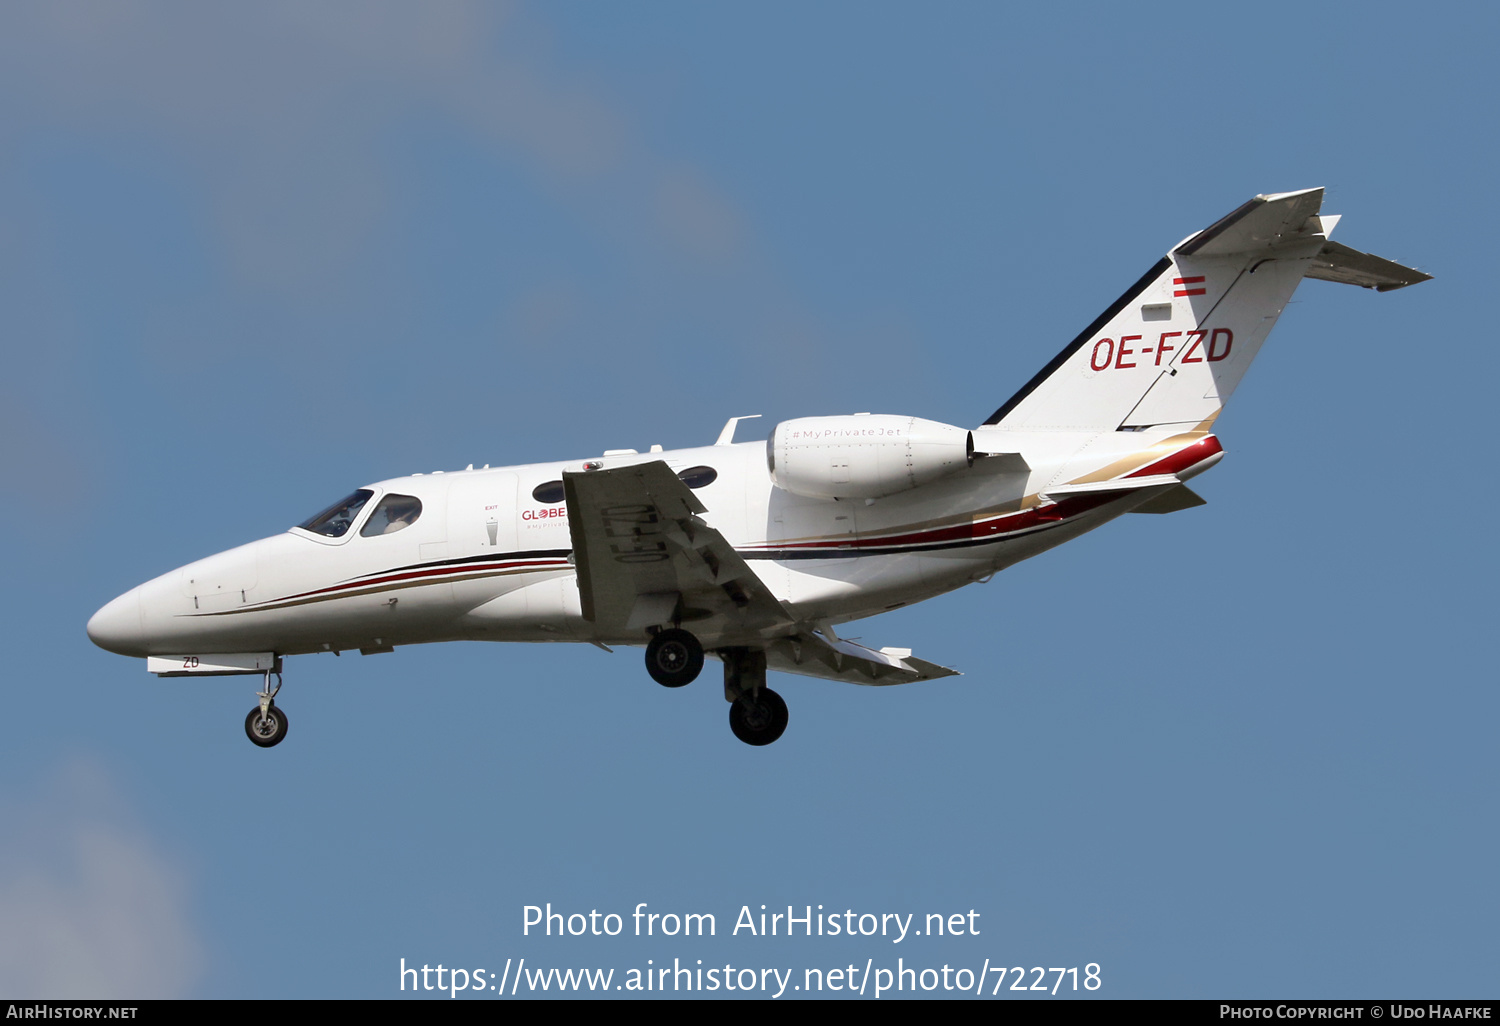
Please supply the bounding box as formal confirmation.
[746,491,1117,555]
[246,558,570,608]
[1125,433,1222,479]
[747,435,1222,555]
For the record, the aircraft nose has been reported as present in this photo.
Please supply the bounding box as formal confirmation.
[87,588,147,657]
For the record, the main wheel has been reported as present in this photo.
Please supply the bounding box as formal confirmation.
[645,628,704,688]
[245,704,289,748]
[729,687,788,746]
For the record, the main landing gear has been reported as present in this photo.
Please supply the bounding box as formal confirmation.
[642,632,789,745]
[644,628,704,688]
[245,669,289,748]
[729,687,788,747]
[722,647,788,747]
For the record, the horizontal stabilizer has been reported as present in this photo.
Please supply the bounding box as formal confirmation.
[1040,473,1181,501]
[1175,188,1328,257]
[1304,240,1432,292]
[985,188,1429,433]
[763,632,960,687]
[1128,483,1206,514]
[971,452,1030,473]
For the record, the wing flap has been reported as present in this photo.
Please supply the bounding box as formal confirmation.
[624,591,680,631]
[763,632,960,687]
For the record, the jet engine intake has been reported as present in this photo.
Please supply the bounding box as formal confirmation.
[767,414,973,501]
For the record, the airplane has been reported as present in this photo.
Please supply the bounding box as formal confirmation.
[86,188,1429,748]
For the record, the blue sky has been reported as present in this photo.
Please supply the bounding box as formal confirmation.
[0,1,1492,999]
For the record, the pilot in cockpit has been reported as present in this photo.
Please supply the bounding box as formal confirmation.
[358,494,423,537]
[380,496,421,534]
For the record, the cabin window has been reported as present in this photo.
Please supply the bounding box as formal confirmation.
[298,490,373,538]
[677,466,718,489]
[360,494,424,537]
[532,480,565,504]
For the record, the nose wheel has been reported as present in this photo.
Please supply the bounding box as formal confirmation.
[245,703,289,747]
[244,670,289,748]
[645,628,704,687]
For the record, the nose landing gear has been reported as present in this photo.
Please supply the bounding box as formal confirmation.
[244,670,289,748]
[245,703,288,747]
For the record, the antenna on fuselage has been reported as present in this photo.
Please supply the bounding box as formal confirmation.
[716,414,762,446]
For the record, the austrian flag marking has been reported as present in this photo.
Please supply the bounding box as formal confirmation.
[1173,275,1207,297]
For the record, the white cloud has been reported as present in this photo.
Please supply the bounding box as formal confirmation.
[0,758,203,998]
[657,166,745,262]
[0,2,864,415]
[0,2,635,293]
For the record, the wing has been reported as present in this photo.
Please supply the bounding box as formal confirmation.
[564,460,962,685]
[563,461,792,640]
[763,631,960,687]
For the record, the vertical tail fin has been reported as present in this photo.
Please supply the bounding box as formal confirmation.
[983,188,1429,432]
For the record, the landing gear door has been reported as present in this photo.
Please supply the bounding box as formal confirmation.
[447,473,519,559]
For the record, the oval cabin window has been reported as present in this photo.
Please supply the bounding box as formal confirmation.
[531,480,565,504]
[677,466,717,489]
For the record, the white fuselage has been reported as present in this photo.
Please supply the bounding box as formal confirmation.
[79,186,1428,753]
[81,187,1426,751]
[85,422,1224,661]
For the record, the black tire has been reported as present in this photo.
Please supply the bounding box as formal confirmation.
[645,628,703,688]
[245,704,289,748]
[729,687,788,746]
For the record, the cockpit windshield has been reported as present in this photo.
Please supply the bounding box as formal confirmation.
[297,490,374,538]
[360,494,423,537]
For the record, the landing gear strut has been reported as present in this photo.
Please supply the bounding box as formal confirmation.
[645,628,704,688]
[244,669,289,748]
[722,647,788,746]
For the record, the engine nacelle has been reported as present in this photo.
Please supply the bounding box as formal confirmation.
[767,414,973,501]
